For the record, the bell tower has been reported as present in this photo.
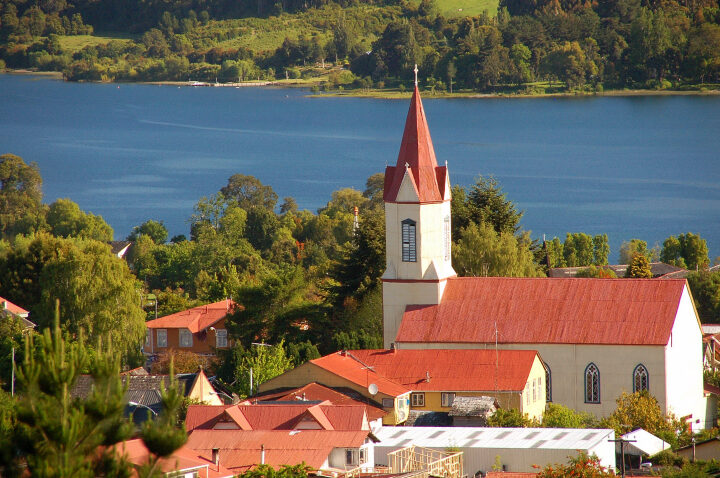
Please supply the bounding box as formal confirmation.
[382,84,455,348]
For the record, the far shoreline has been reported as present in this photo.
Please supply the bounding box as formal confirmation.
[4,69,720,99]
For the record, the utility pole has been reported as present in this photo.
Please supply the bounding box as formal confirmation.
[609,437,636,478]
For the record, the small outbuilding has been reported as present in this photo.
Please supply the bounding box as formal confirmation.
[373,426,616,475]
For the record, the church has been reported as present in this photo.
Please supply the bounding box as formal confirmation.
[381,84,714,429]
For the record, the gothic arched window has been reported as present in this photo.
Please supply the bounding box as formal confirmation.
[544,363,552,402]
[633,364,649,393]
[402,219,416,262]
[584,363,600,403]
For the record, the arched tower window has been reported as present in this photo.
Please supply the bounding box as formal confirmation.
[584,363,600,403]
[402,219,416,262]
[443,215,451,261]
[544,363,552,402]
[633,364,649,393]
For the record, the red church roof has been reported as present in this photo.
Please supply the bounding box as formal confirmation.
[145,299,237,333]
[384,86,448,203]
[396,277,688,346]
[347,349,540,392]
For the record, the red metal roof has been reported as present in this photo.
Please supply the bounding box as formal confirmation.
[396,277,687,346]
[186,403,369,432]
[0,296,29,316]
[145,299,237,333]
[348,349,539,392]
[187,430,369,470]
[310,352,410,397]
[384,86,448,204]
[255,382,387,421]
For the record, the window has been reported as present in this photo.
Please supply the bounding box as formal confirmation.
[585,363,600,403]
[443,215,451,261]
[633,364,649,393]
[145,329,151,347]
[156,329,167,348]
[525,383,530,405]
[401,219,416,262]
[215,329,228,348]
[532,379,537,402]
[382,398,394,408]
[411,393,425,407]
[544,363,552,402]
[179,329,193,347]
[441,392,455,407]
[359,447,367,465]
[345,449,357,465]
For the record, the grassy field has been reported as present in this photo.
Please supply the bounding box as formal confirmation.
[58,33,135,53]
[430,0,498,18]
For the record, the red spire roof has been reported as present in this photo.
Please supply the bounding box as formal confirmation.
[384,86,449,203]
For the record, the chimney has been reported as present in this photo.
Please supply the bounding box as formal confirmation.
[425,371,431,383]
[390,342,396,352]
[261,444,265,465]
[212,448,220,467]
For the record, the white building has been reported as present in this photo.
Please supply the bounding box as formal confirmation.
[374,426,616,475]
[382,86,713,429]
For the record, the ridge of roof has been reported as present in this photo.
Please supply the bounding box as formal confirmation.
[310,352,410,397]
[0,296,29,316]
[396,277,688,346]
[145,299,237,333]
[384,86,446,203]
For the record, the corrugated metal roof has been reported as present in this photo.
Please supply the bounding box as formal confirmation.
[187,430,369,470]
[111,439,234,477]
[0,296,29,316]
[374,427,614,450]
[396,277,686,345]
[311,353,410,397]
[145,299,238,333]
[384,86,447,204]
[254,382,387,421]
[348,349,538,392]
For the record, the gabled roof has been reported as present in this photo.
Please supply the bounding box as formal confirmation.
[0,296,29,317]
[145,299,237,333]
[384,86,448,204]
[185,402,369,432]
[111,439,234,478]
[310,352,410,397]
[253,382,387,421]
[396,277,688,346]
[347,349,539,392]
[187,429,370,471]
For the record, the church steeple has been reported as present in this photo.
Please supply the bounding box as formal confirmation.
[383,86,450,204]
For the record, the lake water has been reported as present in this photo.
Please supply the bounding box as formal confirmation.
[1,73,719,262]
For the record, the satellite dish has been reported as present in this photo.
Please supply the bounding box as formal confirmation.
[368,383,378,396]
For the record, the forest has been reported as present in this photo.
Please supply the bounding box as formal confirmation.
[1,0,720,91]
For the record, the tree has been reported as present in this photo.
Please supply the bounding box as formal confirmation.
[220,174,278,211]
[236,463,310,478]
[619,239,657,264]
[536,453,615,478]
[686,270,720,323]
[46,198,113,242]
[540,41,597,89]
[625,253,652,278]
[466,176,523,235]
[542,403,596,428]
[128,220,168,244]
[488,408,535,427]
[686,23,720,84]
[602,391,687,446]
[0,312,26,390]
[0,154,43,238]
[453,222,542,278]
[575,265,617,278]
[660,233,709,270]
[3,305,134,477]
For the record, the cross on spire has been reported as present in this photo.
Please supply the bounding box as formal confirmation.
[414,64,419,87]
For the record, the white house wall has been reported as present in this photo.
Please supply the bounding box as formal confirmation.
[664,286,707,429]
[383,281,447,348]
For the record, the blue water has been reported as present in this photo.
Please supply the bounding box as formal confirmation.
[1,73,719,262]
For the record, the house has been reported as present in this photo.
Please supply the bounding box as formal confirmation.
[0,296,35,329]
[381,86,712,429]
[448,396,498,427]
[373,426,615,475]
[186,429,376,474]
[341,349,547,421]
[111,438,234,478]
[185,402,372,432]
[109,240,132,259]
[143,299,237,357]
[675,436,720,461]
[617,429,670,470]
[258,351,411,425]
[252,382,387,430]
[72,369,225,417]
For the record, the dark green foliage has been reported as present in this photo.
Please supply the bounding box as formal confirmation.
[46,198,113,242]
[236,463,311,478]
[0,154,44,238]
[221,174,278,211]
[487,407,536,427]
[128,220,168,244]
[332,329,383,350]
[660,233,709,270]
[0,313,25,390]
[542,403,597,428]
[574,265,618,278]
[687,270,720,323]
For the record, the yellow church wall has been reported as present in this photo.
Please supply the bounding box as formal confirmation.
[257,362,410,425]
